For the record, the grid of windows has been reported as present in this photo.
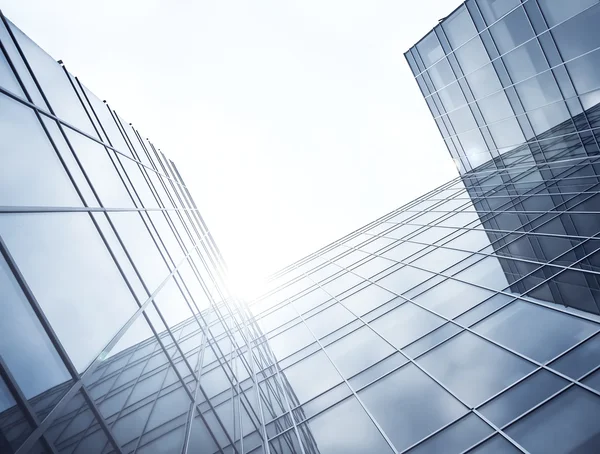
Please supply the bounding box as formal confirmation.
[405,0,600,174]
[4,2,600,454]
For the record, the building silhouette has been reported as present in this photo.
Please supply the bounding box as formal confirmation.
[3,1,600,453]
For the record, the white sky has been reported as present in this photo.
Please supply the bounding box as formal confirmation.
[2,0,459,292]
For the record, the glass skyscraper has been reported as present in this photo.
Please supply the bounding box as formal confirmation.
[3,1,600,453]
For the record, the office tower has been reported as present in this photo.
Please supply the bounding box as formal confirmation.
[3,2,600,454]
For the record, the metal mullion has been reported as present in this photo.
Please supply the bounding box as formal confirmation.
[81,246,201,382]
[107,106,142,161]
[0,236,79,383]
[181,313,227,454]
[302,269,529,453]
[0,356,58,454]
[14,382,83,454]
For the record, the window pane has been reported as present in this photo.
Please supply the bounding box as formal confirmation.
[417,31,444,67]
[320,272,363,297]
[406,413,493,454]
[443,6,477,49]
[301,397,394,454]
[339,284,396,316]
[473,300,598,362]
[549,333,600,380]
[551,5,600,60]
[479,369,567,428]
[489,7,534,55]
[0,94,81,207]
[417,331,536,406]
[359,363,467,452]
[503,40,548,84]
[0,374,34,452]
[0,255,72,417]
[283,351,342,404]
[477,0,520,25]
[7,21,95,136]
[66,128,134,208]
[413,279,495,319]
[325,326,395,378]
[455,37,490,75]
[371,302,445,349]
[268,322,314,361]
[538,0,599,27]
[376,266,434,296]
[0,213,138,371]
[305,303,355,339]
[505,386,600,453]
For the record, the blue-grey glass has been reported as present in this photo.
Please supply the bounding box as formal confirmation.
[376,266,434,296]
[339,284,395,316]
[528,101,573,135]
[309,263,342,283]
[479,369,567,428]
[403,322,462,358]
[416,31,444,68]
[478,91,514,124]
[413,278,495,319]
[550,333,600,380]
[371,302,445,348]
[502,39,548,84]
[359,236,395,254]
[442,5,477,49]
[406,413,493,454]
[108,211,170,293]
[0,375,34,452]
[325,326,395,378]
[358,363,467,452]
[567,47,600,97]
[65,128,135,208]
[417,331,536,407]
[0,213,138,371]
[476,0,520,25]
[137,424,186,454]
[270,430,302,454]
[295,382,352,422]
[453,257,509,290]
[301,397,394,454]
[551,4,600,60]
[455,293,513,326]
[466,64,502,99]
[473,299,598,362]
[257,304,298,335]
[489,7,534,55]
[505,386,600,453]
[7,21,95,136]
[0,255,72,407]
[438,82,467,112]
[449,105,478,134]
[428,58,455,91]
[467,435,520,453]
[455,36,490,75]
[118,156,160,209]
[320,272,363,297]
[351,256,395,279]
[145,386,191,432]
[79,83,132,155]
[381,241,425,262]
[0,44,24,97]
[282,351,342,404]
[538,0,599,27]
[348,353,408,390]
[305,303,354,339]
[268,322,314,361]
[0,94,82,207]
[487,115,526,149]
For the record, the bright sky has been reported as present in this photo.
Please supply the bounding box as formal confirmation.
[3,0,458,293]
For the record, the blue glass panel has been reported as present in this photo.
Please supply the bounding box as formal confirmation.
[551,5,600,60]
[443,6,477,49]
[417,332,536,406]
[479,369,567,428]
[538,0,599,27]
[0,94,81,207]
[474,300,598,362]
[301,397,394,454]
[476,0,520,25]
[489,7,534,55]
[505,386,600,453]
[0,213,138,371]
[0,255,72,414]
[358,363,467,452]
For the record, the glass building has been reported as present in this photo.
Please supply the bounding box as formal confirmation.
[3,1,600,454]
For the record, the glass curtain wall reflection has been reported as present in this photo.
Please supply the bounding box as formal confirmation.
[4,1,600,454]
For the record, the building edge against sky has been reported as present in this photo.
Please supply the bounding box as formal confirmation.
[4,2,600,454]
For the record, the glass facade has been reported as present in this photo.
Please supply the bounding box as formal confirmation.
[3,2,600,454]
